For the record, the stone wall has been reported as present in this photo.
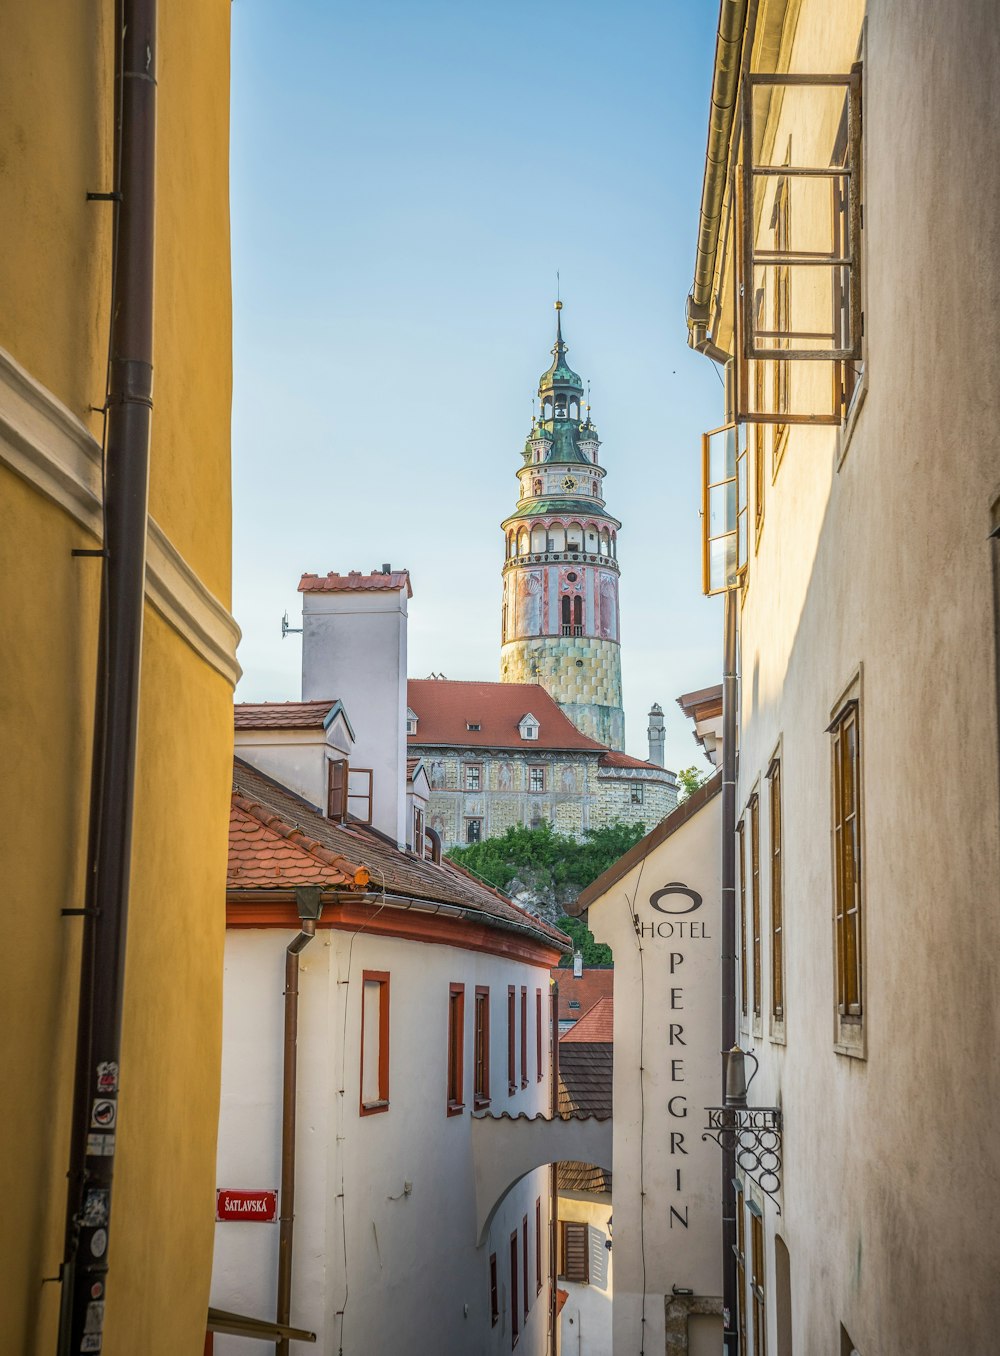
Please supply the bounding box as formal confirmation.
[500,635,625,749]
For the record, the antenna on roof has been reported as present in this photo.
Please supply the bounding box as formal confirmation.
[281,610,302,640]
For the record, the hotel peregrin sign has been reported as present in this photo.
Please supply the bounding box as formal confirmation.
[631,881,713,1234]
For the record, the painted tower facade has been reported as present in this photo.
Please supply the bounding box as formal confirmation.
[500,304,625,750]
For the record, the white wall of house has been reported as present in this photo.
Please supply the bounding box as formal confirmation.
[211,923,555,1356]
[234,716,353,810]
[557,1191,613,1356]
[585,790,723,1355]
[301,581,409,845]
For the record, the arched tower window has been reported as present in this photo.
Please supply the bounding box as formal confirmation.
[518,529,529,556]
[569,398,579,420]
[542,398,553,421]
[561,595,571,635]
[555,395,568,419]
[573,596,583,635]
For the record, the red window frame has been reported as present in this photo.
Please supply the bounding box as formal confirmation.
[489,1251,499,1326]
[447,983,465,1116]
[510,1230,520,1346]
[535,1197,542,1293]
[507,986,516,1095]
[474,986,490,1109]
[535,988,543,1081]
[359,970,390,1116]
[520,986,528,1088]
[522,1214,530,1319]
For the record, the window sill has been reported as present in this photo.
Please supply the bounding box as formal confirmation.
[474,1096,491,1111]
[834,1013,866,1059]
[508,1084,517,1097]
[360,1098,389,1117]
[769,1017,786,1046]
[521,1079,529,1089]
[446,1101,465,1117]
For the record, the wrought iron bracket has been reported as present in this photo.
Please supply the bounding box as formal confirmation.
[702,1106,783,1213]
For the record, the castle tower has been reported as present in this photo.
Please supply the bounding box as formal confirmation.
[500,303,625,750]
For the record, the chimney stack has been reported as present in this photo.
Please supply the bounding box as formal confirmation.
[298,568,412,848]
[647,702,666,767]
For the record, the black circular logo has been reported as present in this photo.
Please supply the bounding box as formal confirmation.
[648,882,703,915]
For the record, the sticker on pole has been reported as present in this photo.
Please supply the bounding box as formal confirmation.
[96,1062,119,1095]
[86,1133,116,1158]
[90,1228,108,1258]
[91,1099,117,1129]
[216,1188,279,1222]
[82,1189,109,1228]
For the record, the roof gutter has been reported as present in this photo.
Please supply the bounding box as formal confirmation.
[327,889,572,953]
[686,0,749,361]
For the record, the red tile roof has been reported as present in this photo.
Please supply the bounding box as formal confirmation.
[299,569,412,598]
[561,995,613,1044]
[551,966,614,1022]
[230,759,571,950]
[407,679,608,752]
[235,700,340,730]
[599,749,662,771]
[229,797,370,889]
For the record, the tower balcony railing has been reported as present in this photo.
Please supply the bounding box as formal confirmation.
[503,550,619,571]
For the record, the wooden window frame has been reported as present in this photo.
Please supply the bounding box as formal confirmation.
[413,805,424,859]
[522,1215,530,1319]
[528,764,546,793]
[507,986,517,1095]
[474,986,491,1109]
[535,988,543,1082]
[701,421,749,596]
[535,1197,543,1294]
[510,1230,520,1347]
[446,982,465,1116]
[489,1252,499,1327]
[560,1220,589,1284]
[464,762,483,792]
[359,971,390,1116]
[830,697,864,1037]
[735,1183,748,1356]
[749,793,762,1024]
[327,757,348,822]
[750,1205,767,1356]
[767,757,785,1028]
[347,766,373,824]
[737,819,748,1020]
[465,817,483,845]
[520,986,528,1088]
[630,782,644,805]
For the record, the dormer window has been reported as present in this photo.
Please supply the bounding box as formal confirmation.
[466,722,481,732]
[406,707,418,735]
[518,714,540,741]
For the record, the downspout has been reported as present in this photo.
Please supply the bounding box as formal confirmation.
[59,0,156,1350]
[687,0,749,358]
[548,978,559,1356]
[276,887,324,1356]
[721,588,739,1355]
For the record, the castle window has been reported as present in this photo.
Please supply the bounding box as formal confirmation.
[465,818,482,844]
[405,707,418,735]
[573,597,583,635]
[528,766,546,793]
[464,763,482,791]
[519,714,540,741]
[466,722,481,732]
[561,595,572,635]
[631,783,644,805]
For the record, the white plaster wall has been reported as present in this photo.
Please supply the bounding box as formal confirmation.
[721,2,1000,1352]
[234,720,351,810]
[586,793,723,1355]
[558,1192,613,1356]
[301,585,408,845]
[211,924,557,1356]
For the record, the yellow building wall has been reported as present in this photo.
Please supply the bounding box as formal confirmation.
[0,3,235,1352]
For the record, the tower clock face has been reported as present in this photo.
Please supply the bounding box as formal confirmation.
[562,476,577,491]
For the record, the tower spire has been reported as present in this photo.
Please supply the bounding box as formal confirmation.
[554,296,564,349]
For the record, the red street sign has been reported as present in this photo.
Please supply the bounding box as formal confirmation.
[216,1189,278,1223]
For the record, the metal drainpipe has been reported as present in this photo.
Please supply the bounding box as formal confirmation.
[548,979,559,1355]
[721,588,739,1354]
[59,0,156,1349]
[276,888,323,1355]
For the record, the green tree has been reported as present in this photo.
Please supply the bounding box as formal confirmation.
[555,914,613,966]
[677,765,708,801]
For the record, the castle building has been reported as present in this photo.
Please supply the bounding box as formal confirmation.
[501,303,625,750]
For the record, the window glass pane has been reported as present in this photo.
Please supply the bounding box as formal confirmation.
[362,980,382,1105]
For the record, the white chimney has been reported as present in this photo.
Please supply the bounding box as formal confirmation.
[299,567,411,848]
[647,701,666,767]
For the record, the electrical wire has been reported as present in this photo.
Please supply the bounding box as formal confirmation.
[334,864,388,1355]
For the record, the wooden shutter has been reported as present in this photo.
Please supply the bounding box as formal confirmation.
[327,759,347,820]
[561,1221,589,1283]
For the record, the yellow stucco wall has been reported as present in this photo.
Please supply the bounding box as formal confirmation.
[0,4,234,1352]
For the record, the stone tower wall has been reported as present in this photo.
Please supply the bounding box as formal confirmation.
[500,636,624,748]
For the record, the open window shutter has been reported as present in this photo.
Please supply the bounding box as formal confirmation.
[327,759,347,820]
[562,1221,589,1283]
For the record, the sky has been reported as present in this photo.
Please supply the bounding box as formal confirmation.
[230,0,725,774]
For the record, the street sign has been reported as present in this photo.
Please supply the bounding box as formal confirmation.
[216,1189,278,1223]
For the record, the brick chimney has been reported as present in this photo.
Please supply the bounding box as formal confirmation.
[298,567,411,847]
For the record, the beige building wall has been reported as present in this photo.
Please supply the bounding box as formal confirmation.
[697,1,1000,1352]
[556,1191,613,1356]
[581,787,723,1355]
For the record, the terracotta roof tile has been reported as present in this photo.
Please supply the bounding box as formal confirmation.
[557,1037,613,1194]
[407,679,608,752]
[229,758,570,950]
[235,701,341,730]
[228,801,369,889]
[560,995,613,1044]
[551,967,614,1022]
[598,749,664,771]
[298,570,412,598]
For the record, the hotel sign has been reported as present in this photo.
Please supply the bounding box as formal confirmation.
[216,1189,278,1222]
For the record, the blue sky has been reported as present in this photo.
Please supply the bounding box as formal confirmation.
[230,0,724,773]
